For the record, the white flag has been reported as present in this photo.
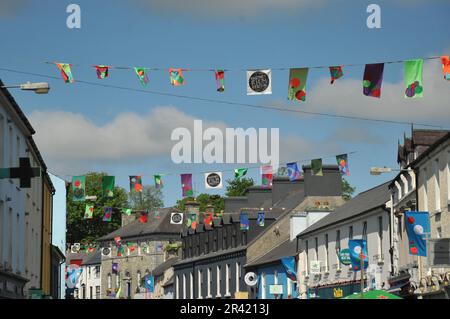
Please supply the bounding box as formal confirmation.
[247,69,272,95]
[204,172,223,189]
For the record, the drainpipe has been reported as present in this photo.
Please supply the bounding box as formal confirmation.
[388,191,395,277]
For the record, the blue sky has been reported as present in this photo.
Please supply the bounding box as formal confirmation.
[1,0,449,206]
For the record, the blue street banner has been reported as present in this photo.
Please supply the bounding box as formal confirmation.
[286,162,302,181]
[144,275,154,292]
[349,239,368,271]
[405,211,430,257]
[281,256,297,281]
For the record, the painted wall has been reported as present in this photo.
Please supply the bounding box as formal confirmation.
[256,263,298,299]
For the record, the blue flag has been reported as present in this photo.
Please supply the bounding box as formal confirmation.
[144,275,154,292]
[405,211,430,257]
[349,239,368,271]
[257,212,265,227]
[286,162,302,181]
[281,256,297,281]
[240,212,249,231]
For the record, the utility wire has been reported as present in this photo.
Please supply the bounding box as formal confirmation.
[0,66,444,128]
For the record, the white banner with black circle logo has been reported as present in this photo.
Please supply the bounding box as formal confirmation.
[170,212,184,225]
[204,172,223,189]
[247,69,272,95]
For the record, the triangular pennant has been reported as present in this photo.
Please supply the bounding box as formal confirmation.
[55,63,74,83]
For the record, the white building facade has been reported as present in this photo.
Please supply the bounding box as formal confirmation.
[0,84,45,298]
[296,183,393,299]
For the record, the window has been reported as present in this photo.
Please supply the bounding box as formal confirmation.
[261,273,266,299]
[378,216,383,255]
[305,240,309,275]
[232,227,237,247]
[336,230,341,252]
[95,265,100,279]
[225,264,230,296]
[437,227,442,239]
[96,286,100,299]
[241,231,247,245]
[434,159,441,211]
[8,208,12,265]
[182,274,186,299]
[362,221,367,241]
[235,262,240,292]
[198,269,202,298]
[137,271,141,287]
[325,234,329,272]
[190,272,194,299]
[349,226,353,240]
[115,272,120,288]
[89,286,93,299]
[107,273,112,289]
[314,237,318,260]
[88,267,91,279]
[207,268,212,297]
[223,227,228,250]
[216,265,221,297]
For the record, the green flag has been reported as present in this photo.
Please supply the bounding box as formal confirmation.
[102,176,115,198]
[134,67,149,86]
[404,59,423,98]
[311,159,323,176]
[288,68,309,101]
[122,208,132,216]
[154,174,163,189]
[84,204,94,219]
[234,168,248,179]
[72,176,86,202]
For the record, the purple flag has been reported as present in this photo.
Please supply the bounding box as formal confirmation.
[181,174,193,197]
[363,63,384,98]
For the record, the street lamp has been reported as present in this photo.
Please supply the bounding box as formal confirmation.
[369,167,412,175]
[1,82,50,94]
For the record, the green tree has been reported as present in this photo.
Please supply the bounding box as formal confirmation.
[129,185,164,211]
[66,172,128,244]
[342,178,356,201]
[225,177,255,196]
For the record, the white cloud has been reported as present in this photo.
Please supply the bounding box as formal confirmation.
[132,0,326,17]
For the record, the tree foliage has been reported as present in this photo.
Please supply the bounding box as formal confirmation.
[225,177,255,197]
[176,194,224,212]
[128,185,164,211]
[342,178,356,201]
[66,172,129,244]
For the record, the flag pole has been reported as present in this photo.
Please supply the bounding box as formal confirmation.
[360,253,364,299]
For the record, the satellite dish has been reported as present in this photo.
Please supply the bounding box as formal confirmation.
[245,272,258,287]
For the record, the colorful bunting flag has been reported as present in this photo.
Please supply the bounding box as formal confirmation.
[311,159,323,176]
[134,67,149,86]
[114,236,122,246]
[405,211,430,256]
[72,176,86,202]
[117,245,125,257]
[103,207,113,222]
[156,242,164,252]
[154,210,161,220]
[186,212,197,229]
[281,257,297,281]
[84,204,94,219]
[286,162,302,181]
[102,176,115,198]
[122,208,132,216]
[169,68,185,86]
[257,212,265,227]
[181,174,194,197]
[261,165,273,187]
[363,63,384,98]
[336,154,350,176]
[215,70,225,92]
[329,66,344,84]
[441,56,450,81]
[349,239,368,271]
[204,213,213,227]
[247,69,272,95]
[129,176,143,192]
[66,265,83,289]
[205,172,223,189]
[95,65,110,79]
[288,68,309,101]
[55,63,74,83]
[234,168,248,179]
[139,211,149,224]
[240,212,250,231]
[404,59,424,98]
[144,275,155,292]
[154,174,163,189]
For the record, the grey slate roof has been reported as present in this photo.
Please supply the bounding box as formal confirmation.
[297,181,391,238]
[245,238,297,268]
[83,249,101,266]
[152,257,179,277]
[97,207,183,242]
